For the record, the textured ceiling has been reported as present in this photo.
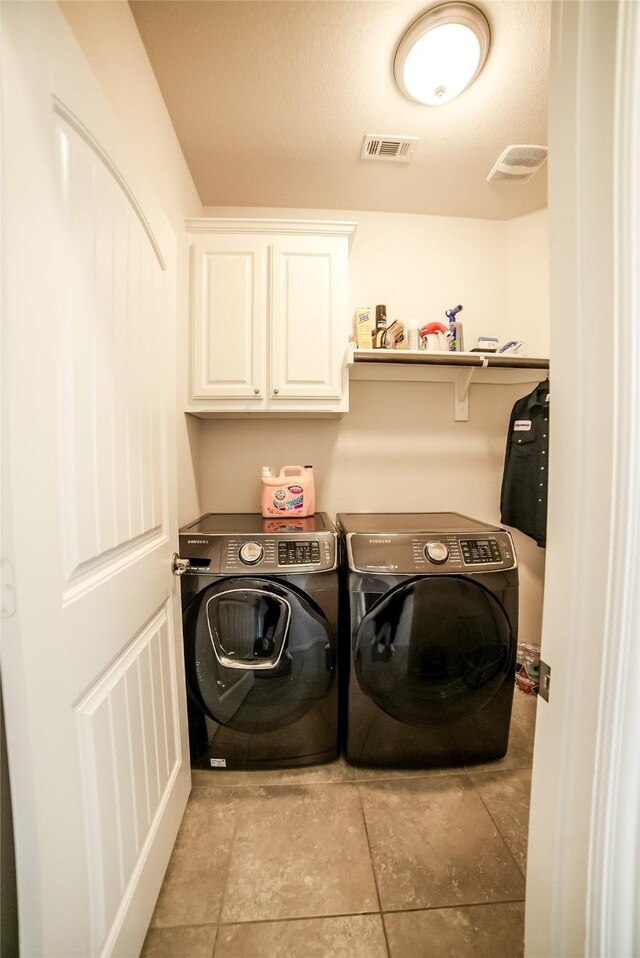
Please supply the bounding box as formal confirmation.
[130,0,550,220]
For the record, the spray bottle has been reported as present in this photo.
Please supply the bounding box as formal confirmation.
[445,304,464,352]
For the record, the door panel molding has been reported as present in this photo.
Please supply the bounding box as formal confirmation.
[53,97,166,271]
[62,528,165,598]
[75,605,181,954]
[56,109,168,581]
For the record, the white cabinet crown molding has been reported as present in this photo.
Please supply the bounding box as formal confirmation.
[185,217,357,246]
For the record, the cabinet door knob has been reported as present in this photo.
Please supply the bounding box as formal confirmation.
[273,388,279,395]
[254,388,260,395]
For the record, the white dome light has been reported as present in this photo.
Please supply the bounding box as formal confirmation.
[394,2,491,106]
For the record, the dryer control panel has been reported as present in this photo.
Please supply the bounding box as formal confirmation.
[347,531,516,575]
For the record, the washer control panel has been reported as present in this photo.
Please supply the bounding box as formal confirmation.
[278,539,321,566]
[179,532,336,574]
[348,531,516,574]
[239,541,264,565]
[223,535,334,573]
[425,540,449,564]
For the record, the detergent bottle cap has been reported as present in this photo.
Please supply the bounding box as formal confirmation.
[261,465,274,477]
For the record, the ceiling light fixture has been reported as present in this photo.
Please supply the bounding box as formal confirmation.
[394,2,491,106]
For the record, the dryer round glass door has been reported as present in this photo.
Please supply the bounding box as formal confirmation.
[183,578,334,733]
[354,576,513,726]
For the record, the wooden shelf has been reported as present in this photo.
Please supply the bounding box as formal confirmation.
[347,347,550,421]
[350,347,549,370]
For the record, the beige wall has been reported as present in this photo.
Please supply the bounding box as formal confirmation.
[204,205,549,354]
[505,209,550,357]
[60,0,203,525]
[198,205,549,647]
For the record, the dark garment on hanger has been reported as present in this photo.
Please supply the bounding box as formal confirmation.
[500,380,549,547]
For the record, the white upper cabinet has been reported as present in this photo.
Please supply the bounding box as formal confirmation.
[186,219,356,416]
[190,232,267,402]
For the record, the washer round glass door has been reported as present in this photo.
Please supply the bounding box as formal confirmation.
[355,576,513,726]
[184,578,334,733]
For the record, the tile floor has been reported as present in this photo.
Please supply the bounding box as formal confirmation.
[142,690,536,958]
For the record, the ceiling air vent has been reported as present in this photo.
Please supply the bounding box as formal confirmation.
[361,134,418,162]
[486,144,548,183]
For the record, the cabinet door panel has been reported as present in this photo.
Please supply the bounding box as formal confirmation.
[190,236,266,400]
[270,237,347,400]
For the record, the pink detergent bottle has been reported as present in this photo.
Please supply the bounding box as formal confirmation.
[304,465,315,515]
[260,465,315,517]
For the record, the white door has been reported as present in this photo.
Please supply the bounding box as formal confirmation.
[525,1,640,955]
[1,5,190,957]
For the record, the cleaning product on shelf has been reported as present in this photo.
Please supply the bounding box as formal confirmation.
[471,336,499,352]
[445,304,464,351]
[419,322,451,350]
[372,304,387,348]
[498,340,527,355]
[354,307,373,349]
[260,465,315,517]
[407,326,420,349]
[386,319,407,349]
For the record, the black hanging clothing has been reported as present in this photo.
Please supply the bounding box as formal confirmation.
[500,380,549,547]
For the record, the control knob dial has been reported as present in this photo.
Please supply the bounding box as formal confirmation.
[239,541,264,565]
[425,540,449,564]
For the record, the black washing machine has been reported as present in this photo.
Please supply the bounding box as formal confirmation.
[178,513,339,771]
[336,512,518,768]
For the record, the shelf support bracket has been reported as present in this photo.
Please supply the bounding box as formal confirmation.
[453,359,487,420]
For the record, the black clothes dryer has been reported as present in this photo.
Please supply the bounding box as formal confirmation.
[336,513,519,768]
[178,513,339,771]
